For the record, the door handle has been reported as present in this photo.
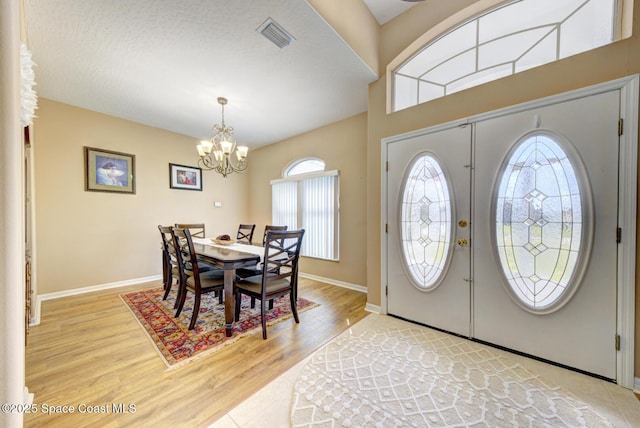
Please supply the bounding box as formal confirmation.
[457,238,468,247]
[458,219,468,228]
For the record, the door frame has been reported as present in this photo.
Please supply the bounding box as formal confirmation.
[381,75,638,388]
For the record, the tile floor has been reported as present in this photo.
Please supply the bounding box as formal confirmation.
[210,314,640,428]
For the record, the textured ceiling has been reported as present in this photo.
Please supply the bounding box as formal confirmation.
[23,0,408,149]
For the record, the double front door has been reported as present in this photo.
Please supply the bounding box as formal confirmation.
[386,88,622,380]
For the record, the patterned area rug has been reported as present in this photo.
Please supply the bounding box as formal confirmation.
[121,287,318,369]
[291,327,612,427]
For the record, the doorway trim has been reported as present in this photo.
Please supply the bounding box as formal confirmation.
[381,75,638,389]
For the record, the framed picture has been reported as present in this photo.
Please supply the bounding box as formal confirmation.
[169,163,202,191]
[84,147,136,194]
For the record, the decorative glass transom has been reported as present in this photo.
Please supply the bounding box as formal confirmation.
[494,133,592,313]
[400,153,453,290]
[393,0,615,111]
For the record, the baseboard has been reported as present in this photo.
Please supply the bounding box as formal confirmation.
[31,275,162,326]
[365,302,382,314]
[635,377,640,393]
[299,272,367,294]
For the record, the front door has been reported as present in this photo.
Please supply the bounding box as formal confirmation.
[386,88,621,380]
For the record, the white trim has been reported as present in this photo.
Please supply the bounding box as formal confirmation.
[365,303,382,314]
[31,275,162,326]
[381,75,638,388]
[298,272,366,294]
[634,377,640,394]
[616,74,638,389]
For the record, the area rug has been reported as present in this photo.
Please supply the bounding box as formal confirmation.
[121,287,318,370]
[290,326,612,427]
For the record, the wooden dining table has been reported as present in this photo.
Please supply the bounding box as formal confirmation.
[191,241,260,337]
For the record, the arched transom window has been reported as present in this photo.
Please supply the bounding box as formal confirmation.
[393,0,618,111]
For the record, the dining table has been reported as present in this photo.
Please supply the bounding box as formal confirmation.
[191,238,262,337]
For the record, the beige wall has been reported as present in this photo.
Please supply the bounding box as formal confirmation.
[366,0,640,376]
[33,99,249,295]
[247,113,368,287]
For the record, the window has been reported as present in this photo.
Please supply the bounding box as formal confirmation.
[393,0,618,111]
[400,153,454,290]
[492,132,593,313]
[271,159,339,260]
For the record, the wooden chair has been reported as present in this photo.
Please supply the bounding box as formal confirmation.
[158,225,180,303]
[174,223,205,238]
[172,227,225,330]
[234,229,305,339]
[237,225,288,279]
[238,224,289,308]
[262,224,287,245]
[236,224,256,244]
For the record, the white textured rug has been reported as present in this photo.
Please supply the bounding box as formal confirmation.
[290,326,612,427]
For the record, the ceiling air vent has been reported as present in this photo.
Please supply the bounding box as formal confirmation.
[257,18,295,50]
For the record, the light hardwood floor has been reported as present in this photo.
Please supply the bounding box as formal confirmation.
[25,278,368,427]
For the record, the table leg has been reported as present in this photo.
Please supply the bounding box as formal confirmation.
[224,269,235,337]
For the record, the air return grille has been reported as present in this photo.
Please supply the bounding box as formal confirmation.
[257,18,295,49]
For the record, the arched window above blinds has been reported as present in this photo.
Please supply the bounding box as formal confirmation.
[393,0,620,112]
[284,158,325,176]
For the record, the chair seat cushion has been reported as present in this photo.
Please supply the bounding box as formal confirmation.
[186,269,224,291]
[235,274,291,295]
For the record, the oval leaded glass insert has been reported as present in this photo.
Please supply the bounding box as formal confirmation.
[493,132,593,313]
[400,153,453,290]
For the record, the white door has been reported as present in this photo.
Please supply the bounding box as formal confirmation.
[386,125,472,336]
[473,91,620,379]
[386,90,621,380]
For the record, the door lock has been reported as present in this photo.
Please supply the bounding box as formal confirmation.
[458,219,468,228]
[457,238,468,247]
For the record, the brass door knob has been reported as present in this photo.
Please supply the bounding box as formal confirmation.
[457,238,468,247]
[458,219,468,228]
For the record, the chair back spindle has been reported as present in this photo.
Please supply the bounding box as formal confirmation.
[262,225,288,246]
[237,224,256,244]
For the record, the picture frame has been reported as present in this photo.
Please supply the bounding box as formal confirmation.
[84,146,136,194]
[169,163,202,191]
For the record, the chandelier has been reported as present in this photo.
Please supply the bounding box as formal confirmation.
[197,97,248,177]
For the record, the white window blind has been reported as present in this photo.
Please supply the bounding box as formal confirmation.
[271,170,339,261]
[272,180,297,229]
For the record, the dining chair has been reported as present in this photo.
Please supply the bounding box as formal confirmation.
[238,224,289,308]
[234,229,305,339]
[172,227,225,330]
[236,224,256,244]
[237,224,288,279]
[158,225,180,303]
[174,223,205,238]
[262,224,288,245]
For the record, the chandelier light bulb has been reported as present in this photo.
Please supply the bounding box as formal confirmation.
[237,146,249,159]
[220,139,233,154]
